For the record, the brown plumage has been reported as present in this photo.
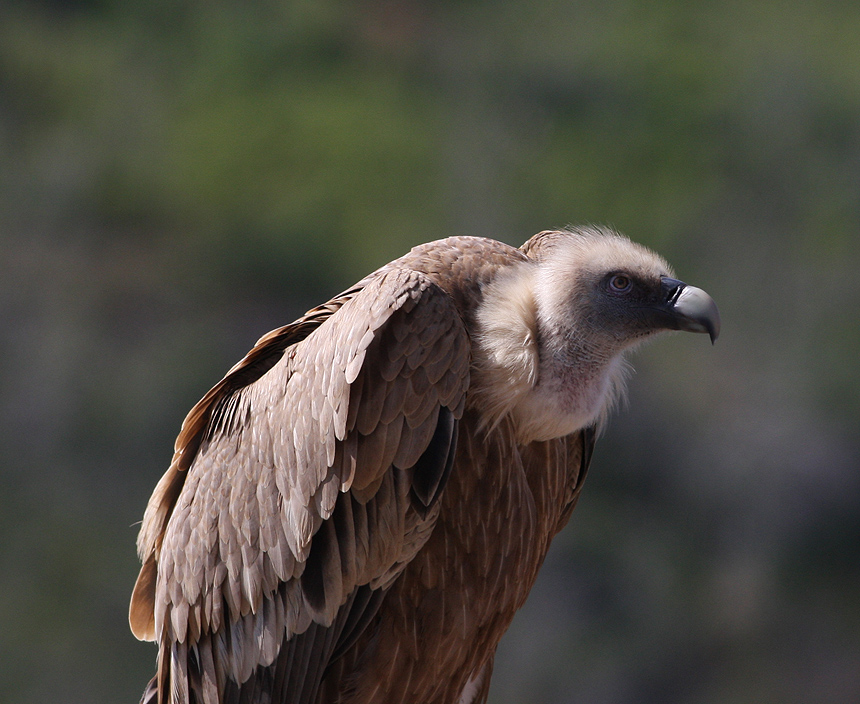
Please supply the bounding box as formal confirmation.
[131,227,720,704]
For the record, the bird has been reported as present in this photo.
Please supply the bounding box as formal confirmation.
[130,226,720,704]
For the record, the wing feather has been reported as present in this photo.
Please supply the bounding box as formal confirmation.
[132,267,470,703]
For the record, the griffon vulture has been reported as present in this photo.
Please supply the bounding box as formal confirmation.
[131,227,720,704]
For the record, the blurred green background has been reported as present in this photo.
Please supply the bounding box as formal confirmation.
[1,1,859,702]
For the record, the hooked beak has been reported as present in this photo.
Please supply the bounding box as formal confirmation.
[659,277,721,344]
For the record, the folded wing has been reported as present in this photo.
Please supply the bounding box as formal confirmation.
[130,268,470,704]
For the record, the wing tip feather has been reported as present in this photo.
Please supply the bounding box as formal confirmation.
[130,556,158,641]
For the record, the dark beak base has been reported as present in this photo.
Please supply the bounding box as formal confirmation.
[659,277,721,344]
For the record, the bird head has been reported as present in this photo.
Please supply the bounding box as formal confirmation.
[474,227,720,442]
[532,228,720,352]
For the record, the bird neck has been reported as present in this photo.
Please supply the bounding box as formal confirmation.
[470,266,628,444]
[512,326,628,443]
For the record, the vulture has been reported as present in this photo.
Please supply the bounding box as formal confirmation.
[130,227,720,704]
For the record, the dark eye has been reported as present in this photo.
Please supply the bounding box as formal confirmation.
[608,274,632,293]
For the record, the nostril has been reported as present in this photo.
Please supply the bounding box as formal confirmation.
[666,284,684,305]
[660,277,686,305]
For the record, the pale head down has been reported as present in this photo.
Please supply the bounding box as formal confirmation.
[472,227,719,443]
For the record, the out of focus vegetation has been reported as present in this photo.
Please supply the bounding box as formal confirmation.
[1,1,859,702]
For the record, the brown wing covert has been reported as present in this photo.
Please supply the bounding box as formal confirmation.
[131,268,470,704]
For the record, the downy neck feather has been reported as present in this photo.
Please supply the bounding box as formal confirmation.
[471,260,630,444]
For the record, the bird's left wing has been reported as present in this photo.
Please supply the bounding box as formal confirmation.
[130,268,470,703]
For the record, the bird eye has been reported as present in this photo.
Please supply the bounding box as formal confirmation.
[609,274,632,293]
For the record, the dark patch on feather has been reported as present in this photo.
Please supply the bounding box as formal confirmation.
[328,585,385,663]
[578,424,597,491]
[301,522,332,615]
[215,585,384,704]
[408,406,458,516]
[557,424,598,532]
